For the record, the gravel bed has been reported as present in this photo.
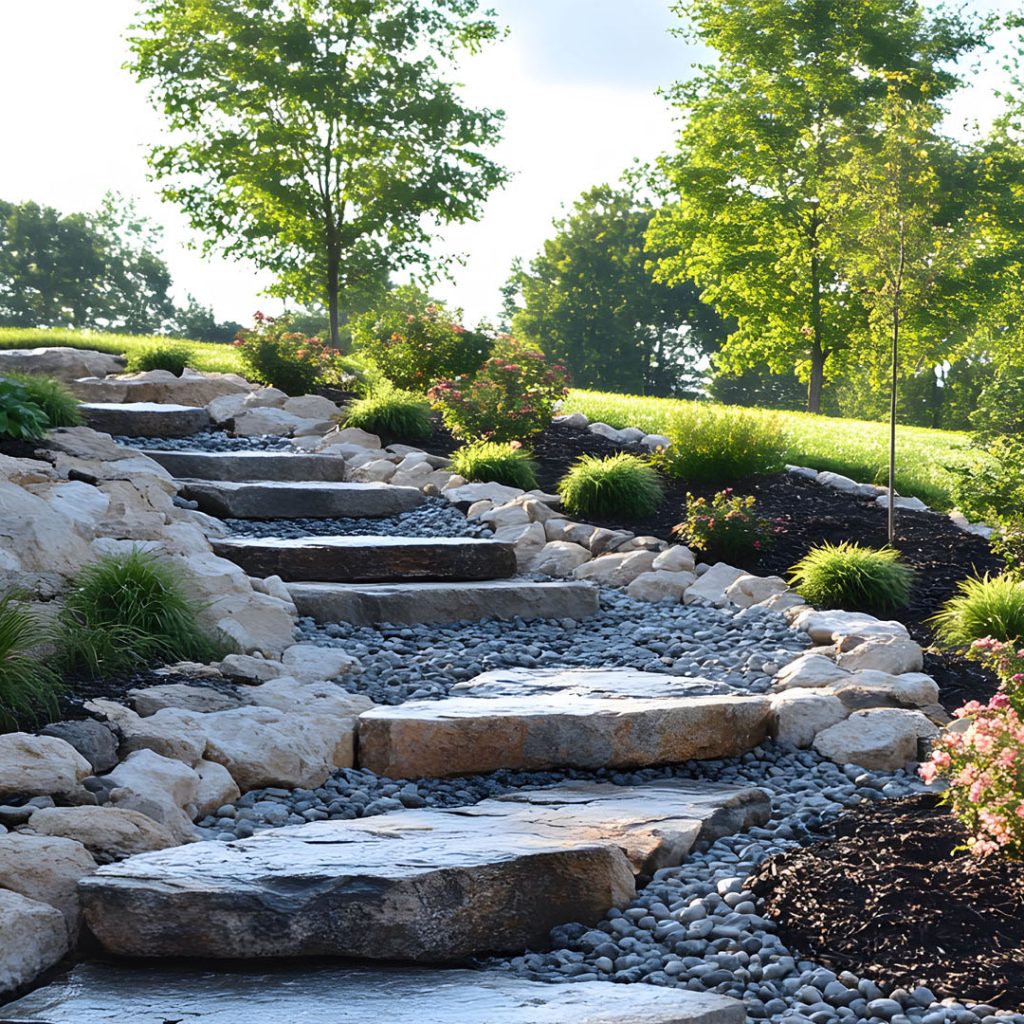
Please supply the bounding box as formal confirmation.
[297,590,807,704]
[115,431,295,452]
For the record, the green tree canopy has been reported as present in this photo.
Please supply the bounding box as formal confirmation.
[128,0,509,349]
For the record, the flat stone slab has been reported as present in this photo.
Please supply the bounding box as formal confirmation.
[142,449,349,483]
[78,781,769,962]
[180,480,426,519]
[0,962,745,1023]
[213,535,518,583]
[287,579,600,625]
[358,671,770,777]
[80,402,210,438]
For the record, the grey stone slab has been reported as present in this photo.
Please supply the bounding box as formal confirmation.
[287,579,600,625]
[77,781,769,962]
[180,480,425,519]
[80,402,210,438]
[142,449,349,482]
[0,962,746,1023]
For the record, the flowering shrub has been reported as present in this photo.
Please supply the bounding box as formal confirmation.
[351,302,491,391]
[429,338,570,443]
[233,312,346,396]
[922,638,1024,858]
[673,489,782,561]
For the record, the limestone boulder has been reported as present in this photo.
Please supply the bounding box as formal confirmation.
[218,653,285,684]
[243,387,289,409]
[787,606,909,644]
[724,574,790,609]
[774,653,852,691]
[25,806,178,864]
[812,708,939,771]
[683,563,748,607]
[827,670,940,711]
[0,733,92,800]
[835,635,924,675]
[281,394,340,421]
[319,425,381,450]
[127,683,243,717]
[479,503,530,529]
[87,699,205,765]
[0,480,95,578]
[280,643,362,681]
[443,481,525,505]
[105,750,202,842]
[0,345,123,381]
[207,392,251,425]
[528,541,592,576]
[245,678,374,720]
[573,550,658,587]
[0,889,69,996]
[233,407,324,437]
[651,545,696,573]
[769,690,848,749]
[349,458,397,483]
[626,570,696,603]
[194,759,242,817]
[493,521,547,568]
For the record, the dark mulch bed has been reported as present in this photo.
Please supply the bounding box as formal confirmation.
[750,794,1024,1009]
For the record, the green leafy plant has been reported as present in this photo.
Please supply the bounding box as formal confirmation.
[5,373,82,428]
[655,404,788,483]
[450,441,539,491]
[0,594,63,729]
[674,489,782,561]
[950,435,1024,525]
[558,452,663,520]
[233,312,347,395]
[60,549,225,676]
[788,541,913,613]
[993,517,1024,580]
[430,337,570,443]
[0,378,49,440]
[125,342,195,376]
[343,384,432,440]
[931,573,1024,648]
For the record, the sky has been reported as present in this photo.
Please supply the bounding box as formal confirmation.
[0,0,1015,327]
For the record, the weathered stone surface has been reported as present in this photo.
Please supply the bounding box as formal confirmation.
[278,644,362,680]
[774,653,852,690]
[0,889,69,996]
[787,606,910,644]
[835,635,924,675]
[769,690,848,749]
[0,733,92,800]
[142,449,348,483]
[80,402,210,438]
[826,670,940,711]
[232,408,328,437]
[573,550,657,587]
[79,780,769,961]
[0,962,746,1024]
[128,683,243,717]
[212,535,517,583]
[652,545,696,572]
[288,579,600,626]
[724,574,789,609]
[683,563,747,606]
[812,708,939,770]
[105,750,202,842]
[194,760,242,817]
[443,481,525,505]
[626,570,696,603]
[88,699,206,764]
[39,720,119,773]
[181,480,425,519]
[358,671,769,778]
[0,346,123,381]
[24,806,178,864]
[528,540,592,576]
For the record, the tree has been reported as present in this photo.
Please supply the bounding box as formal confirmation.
[512,181,727,396]
[128,0,509,350]
[649,0,987,412]
[168,295,243,343]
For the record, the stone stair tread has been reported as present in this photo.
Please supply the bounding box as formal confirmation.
[358,671,770,777]
[76,780,770,962]
[287,579,599,625]
[141,449,349,482]
[213,535,517,583]
[80,402,210,438]
[180,480,425,519]
[0,961,745,1023]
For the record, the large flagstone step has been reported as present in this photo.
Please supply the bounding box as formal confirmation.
[76,780,770,962]
[142,448,348,482]
[180,480,425,519]
[81,402,210,438]
[213,535,518,583]
[287,579,599,625]
[0,962,745,1024]
[357,668,771,778]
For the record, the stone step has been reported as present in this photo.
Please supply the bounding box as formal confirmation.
[141,449,348,482]
[77,780,769,962]
[358,668,771,778]
[213,535,518,583]
[0,962,745,1023]
[180,480,426,519]
[81,402,210,438]
[287,579,599,625]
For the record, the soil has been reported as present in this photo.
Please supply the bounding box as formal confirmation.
[750,795,1024,1009]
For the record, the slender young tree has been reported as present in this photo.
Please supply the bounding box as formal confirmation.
[127,0,508,349]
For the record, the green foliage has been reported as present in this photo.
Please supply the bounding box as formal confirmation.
[931,574,1024,648]
[655,403,788,483]
[167,294,243,344]
[450,441,539,491]
[125,342,194,376]
[950,435,1024,524]
[343,385,432,441]
[5,373,81,428]
[234,313,348,396]
[429,337,569,443]
[674,489,780,562]
[0,378,48,440]
[993,518,1024,580]
[788,542,913,614]
[558,453,663,520]
[60,549,224,676]
[0,594,63,729]
[972,360,1024,439]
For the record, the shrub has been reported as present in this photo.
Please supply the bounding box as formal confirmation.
[949,435,1024,525]
[674,489,782,561]
[558,453,663,520]
[655,404,788,483]
[5,373,82,428]
[233,312,347,396]
[993,517,1024,580]
[60,549,224,676]
[450,441,539,491]
[343,385,432,440]
[931,573,1024,648]
[788,542,913,613]
[429,338,570,443]
[125,343,195,376]
[0,594,63,728]
[352,300,492,391]
[0,378,49,440]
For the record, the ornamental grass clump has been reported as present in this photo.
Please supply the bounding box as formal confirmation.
[125,342,195,376]
[788,541,913,613]
[6,374,82,428]
[558,453,663,520]
[343,384,432,440]
[450,441,539,491]
[673,489,781,561]
[0,594,63,729]
[931,573,1024,648]
[60,549,223,676]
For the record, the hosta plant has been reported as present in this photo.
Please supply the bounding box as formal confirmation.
[0,378,49,439]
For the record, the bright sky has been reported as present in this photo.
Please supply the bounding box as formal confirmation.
[0,0,1014,327]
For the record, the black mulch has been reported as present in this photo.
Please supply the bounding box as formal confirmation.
[750,794,1024,1009]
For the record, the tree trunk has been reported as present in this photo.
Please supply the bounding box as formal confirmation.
[807,342,825,415]
[327,249,341,351]
[888,302,899,545]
